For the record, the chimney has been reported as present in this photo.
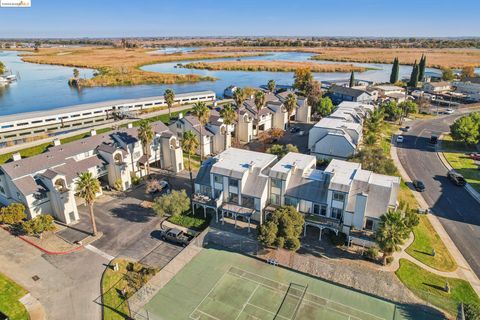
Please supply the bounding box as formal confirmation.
[12,152,21,161]
[53,138,61,146]
[127,123,133,129]
[178,112,183,119]
[90,129,97,136]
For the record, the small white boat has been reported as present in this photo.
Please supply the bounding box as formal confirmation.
[5,75,17,82]
[0,77,8,86]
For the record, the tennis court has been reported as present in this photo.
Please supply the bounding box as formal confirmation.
[141,249,439,320]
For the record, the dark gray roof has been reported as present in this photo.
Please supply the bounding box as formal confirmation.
[97,143,117,154]
[284,174,329,203]
[195,158,213,186]
[329,85,370,98]
[41,168,61,180]
[12,176,41,195]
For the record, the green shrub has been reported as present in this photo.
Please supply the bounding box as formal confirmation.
[275,236,285,248]
[0,203,26,225]
[364,247,379,260]
[328,232,347,246]
[285,237,301,251]
[22,214,55,238]
[464,303,480,320]
[386,256,394,265]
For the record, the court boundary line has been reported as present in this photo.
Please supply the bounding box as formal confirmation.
[189,265,386,320]
[228,267,385,320]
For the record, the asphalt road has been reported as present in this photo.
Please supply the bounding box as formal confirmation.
[396,111,480,277]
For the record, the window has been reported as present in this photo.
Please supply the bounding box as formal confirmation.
[176,123,182,129]
[270,194,280,205]
[228,192,239,204]
[242,196,255,209]
[333,192,345,202]
[271,178,282,189]
[213,175,222,184]
[365,218,374,231]
[284,196,298,207]
[229,179,239,188]
[313,204,327,216]
[331,208,343,220]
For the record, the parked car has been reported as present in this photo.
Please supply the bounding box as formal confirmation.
[396,136,404,143]
[400,126,411,132]
[160,228,194,247]
[430,135,438,144]
[148,180,170,195]
[469,153,480,161]
[289,126,300,133]
[413,180,426,192]
[447,171,467,186]
[444,108,455,114]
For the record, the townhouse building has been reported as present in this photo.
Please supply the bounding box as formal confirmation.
[0,122,183,224]
[193,149,400,245]
[308,101,374,160]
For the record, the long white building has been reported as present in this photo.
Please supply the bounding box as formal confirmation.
[0,91,216,142]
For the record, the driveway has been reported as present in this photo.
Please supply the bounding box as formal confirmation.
[396,109,480,277]
[0,228,106,320]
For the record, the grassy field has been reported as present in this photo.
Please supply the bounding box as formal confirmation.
[142,248,441,320]
[20,47,264,87]
[396,259,480,317]
[406,215,457,272]
[197,46,480,68]
[101,259,157,320]
[0,273,29,320]
[440,135,480,193]
[183,60,369,72]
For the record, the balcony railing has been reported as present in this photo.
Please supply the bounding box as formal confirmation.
[304,214,341,229]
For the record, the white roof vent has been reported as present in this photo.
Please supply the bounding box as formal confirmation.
[127,123,133,129]
[12,152,21,161]
[90,129,97,136]
[53,138,61,146]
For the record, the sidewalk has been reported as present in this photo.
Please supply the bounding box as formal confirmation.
[19,293,46,320]
[390,134,480,296]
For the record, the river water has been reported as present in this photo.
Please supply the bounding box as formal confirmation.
[0,49,444,117]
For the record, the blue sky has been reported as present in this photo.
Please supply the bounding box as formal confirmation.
[0,0,479,38]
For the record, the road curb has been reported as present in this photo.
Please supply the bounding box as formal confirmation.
[391,130,480,296]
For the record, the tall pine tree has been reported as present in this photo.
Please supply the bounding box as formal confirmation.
[418,55,426,82]
[390,57,399,84]
[349,71,355,88]
[409,60,419,88]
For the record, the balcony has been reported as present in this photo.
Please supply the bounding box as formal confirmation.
[192,192,222,209]
[304,214,341,230]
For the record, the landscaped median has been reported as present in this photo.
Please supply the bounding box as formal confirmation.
[396,259,480,317]
[406,215,457,272]
[0,272,29,320]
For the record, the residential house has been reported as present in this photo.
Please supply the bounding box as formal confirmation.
[308,102,373,160]
[0,122,183,224]
[327,85,373,104]
[422,81,452,94]
[453,78,480,102]
[193,149,400,246]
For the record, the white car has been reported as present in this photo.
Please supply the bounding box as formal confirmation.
[445,108,455,114]
[396,136,404,143]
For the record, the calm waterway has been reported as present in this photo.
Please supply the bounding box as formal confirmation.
[0,49,444,117]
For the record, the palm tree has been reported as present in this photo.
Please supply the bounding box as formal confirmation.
[76,172,101,236]
[137,120,154,175]
[164,88,175,121]
[192,102,210,162]
[284,93,297,128]
[267,79,276,93]
[232,88,247,145]
[182,131,199,191]
[376,210,408,265]
[219,103,237,150]
[254,91,265,134]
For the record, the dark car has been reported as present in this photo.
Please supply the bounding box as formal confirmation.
[429,135,438,145]
[413,180,426,192]
[447,171,467,186]
[469,153,480,161]
[160,228,194,247]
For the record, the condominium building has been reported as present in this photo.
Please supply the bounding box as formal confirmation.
[0,122,183,224]
[193,149,400,245]
[308,102,373,160]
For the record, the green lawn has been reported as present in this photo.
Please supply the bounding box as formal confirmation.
[406,215,456,272]
[396,259,480,317]
[101,259,157,320]
[168,211,211,231]
[443,151,480,193]
[0,273,29,320]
